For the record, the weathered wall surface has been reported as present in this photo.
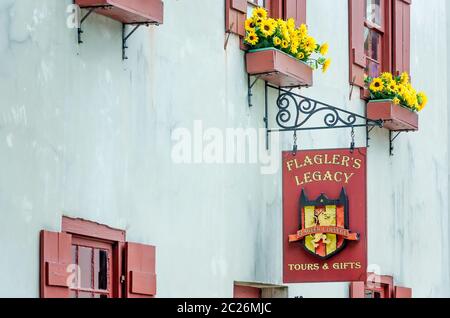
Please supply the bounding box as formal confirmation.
[0,0,448,297]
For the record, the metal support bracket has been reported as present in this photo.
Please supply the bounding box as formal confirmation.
[389,131,402,156]
[77,5,113,44]
[248,75,261,107]
[122,22,160,60]
[248,74,304,108]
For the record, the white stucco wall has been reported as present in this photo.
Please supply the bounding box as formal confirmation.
[0,0,448,298]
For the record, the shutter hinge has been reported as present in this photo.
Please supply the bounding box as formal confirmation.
[120,275,126,284]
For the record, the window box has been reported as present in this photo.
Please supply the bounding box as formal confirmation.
[367,100,418,132]
[75,0,164,24]
[246,48,313,88]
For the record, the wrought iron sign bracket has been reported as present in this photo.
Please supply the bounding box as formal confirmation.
[262,82,384,150]
[77,5,113,44]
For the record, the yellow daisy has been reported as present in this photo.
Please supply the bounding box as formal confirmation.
[252,7,268,20]
[281,40,289,49]
[387,80,397,92]
[322,58,331,73]
[245,19,256,32]
[260,19,276,37]
[381,72,393,82]
[287,18,296,32]
[393,97,401,105]
[305,36,317,52]
[245,31,259,46]
[273,36,282,46]
[320,43,329,56]
[417,92,428,111]
[297,52,305,60]
[370,78,384,92]
[400,72,409,84]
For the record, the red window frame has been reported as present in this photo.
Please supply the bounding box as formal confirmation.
[350,273,412,298]
[350,0,412,99]
[62,216,126,298]
[363,0,392,79]
[40,217,157,298]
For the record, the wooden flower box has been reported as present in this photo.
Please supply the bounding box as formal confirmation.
[367,100,419,131]
[246,48,313,88]
[75,0,164,25]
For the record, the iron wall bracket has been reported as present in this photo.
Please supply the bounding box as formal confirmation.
[77,5,113,44]
[76,6,159,60]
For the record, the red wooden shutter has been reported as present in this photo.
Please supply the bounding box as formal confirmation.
[284,0,307,26]
[394,286,412,298]
[40,230,72,298]
[226,0,247,37]
[125,242,157,298]
[234,285,262,298]
[349,281,366,298]
[268,0,283,19]
[348,0,366,88]
[393,0,411,75]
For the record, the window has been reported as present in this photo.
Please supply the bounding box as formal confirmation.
[349,0,411,96]
[364,0,385,78]
[234,282,288,298]
[225,1,307,38]
[70,236,113,298]
[40,217,157,298]
[349,274,412,298]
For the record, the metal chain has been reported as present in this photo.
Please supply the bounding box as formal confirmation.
[292,131,298,156]
[350,126,355,153]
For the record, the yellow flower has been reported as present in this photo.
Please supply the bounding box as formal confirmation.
[297,52,305,60]
[252,7,268,20]
[260,19,276,37]
[387,80,397,92]
[245,19,256,32]
[396,84,405,95]
[245,31,259,46]
[417,92,428,111]
[298,24,308,37]
[273,36,282,46]
[322,59,331,73]
[370,78,384,92]
[305,36,317,52]
[320,43,329,56]
[254,17,263,25]
[287,18,296,32]
[281,40,289,49]
[393,97,401,105]
[381,72,393,82]
[290,39,300,54]
[400,72,409,84]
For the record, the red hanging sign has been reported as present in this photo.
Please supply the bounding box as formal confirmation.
[283,148,367,283]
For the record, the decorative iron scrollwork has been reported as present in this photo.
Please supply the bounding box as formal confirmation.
[274,89,380,131]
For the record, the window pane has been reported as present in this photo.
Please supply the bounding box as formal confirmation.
[366,60,381,78]
[366,0,382,26]
[94,249,108,291]
[364,28,381,61]
[70,246,78,289]
[78,246,93,289]
[247,0,265,17]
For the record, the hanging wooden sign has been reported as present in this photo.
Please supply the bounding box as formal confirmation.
[283,148,367,283]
